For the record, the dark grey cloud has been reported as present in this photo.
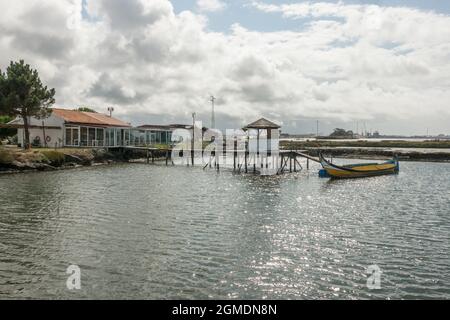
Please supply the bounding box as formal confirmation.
[131,37,170,63]
[9,29,73,60]
[231,56,272,80]
[87,73,146,104]
[99,0,167,31]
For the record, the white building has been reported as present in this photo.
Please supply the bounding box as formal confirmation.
[6,108,176,148]
[7,108,132,148]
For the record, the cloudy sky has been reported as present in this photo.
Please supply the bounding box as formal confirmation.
[1,0,449,135]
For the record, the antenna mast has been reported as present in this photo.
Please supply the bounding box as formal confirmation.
[210,95,216,129]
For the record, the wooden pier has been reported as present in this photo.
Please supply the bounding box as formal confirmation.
[122,146,321,175]
[121,118,322,175]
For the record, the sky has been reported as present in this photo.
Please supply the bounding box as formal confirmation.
[1,0,449,135]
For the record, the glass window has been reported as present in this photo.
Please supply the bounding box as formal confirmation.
[124,130,130,145]
[116,129,123,146]
[81,127,88,146]
[89,128,96,146]
[139,131,145,146]
[72,128,79,146]
[97,128,104,146]
[65,128,72,146]
[157,132,162,144]
[161,131,167,144]
[110,129,115,146]
[97,128,104,140]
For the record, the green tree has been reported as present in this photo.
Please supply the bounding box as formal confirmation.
[75,107,97,113]
[0,115,15,139]
[330,128,354,138]
[0,60,55,149]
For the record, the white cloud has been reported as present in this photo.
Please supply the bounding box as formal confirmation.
[196,0,226,13]
[0,0,450,134]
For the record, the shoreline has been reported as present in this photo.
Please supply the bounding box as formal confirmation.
[0,147,158,175]
[2,145,450,175]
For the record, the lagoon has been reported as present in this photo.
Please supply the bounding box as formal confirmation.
[0,160,449,299]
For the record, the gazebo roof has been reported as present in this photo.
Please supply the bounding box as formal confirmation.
[244,118,281,130]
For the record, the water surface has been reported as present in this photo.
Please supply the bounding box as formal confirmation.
[0,160,449,299]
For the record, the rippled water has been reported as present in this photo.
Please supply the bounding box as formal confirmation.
[1,160,449,299]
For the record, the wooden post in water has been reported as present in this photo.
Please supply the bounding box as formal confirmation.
[191,113,195,167]
[166,150,169,166]
[307,158,310,170]
[217,150,220,171]
[146,149,150,164]
[280,154,284,174]
[245,150,248,173]
[233,139,237,171]
[294,155,297,172]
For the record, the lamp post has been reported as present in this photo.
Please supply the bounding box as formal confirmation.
[210,96,216,129]
[192,112,196,166]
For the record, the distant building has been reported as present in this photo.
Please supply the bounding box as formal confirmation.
[136,124,175,145]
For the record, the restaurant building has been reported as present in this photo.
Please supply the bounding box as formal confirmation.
[7,108,174,148]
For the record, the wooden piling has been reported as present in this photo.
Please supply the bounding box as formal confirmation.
[217,152,220,171]
[233,140,237,171]
[245,151,248,173]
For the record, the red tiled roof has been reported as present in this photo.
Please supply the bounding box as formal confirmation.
[52,108,131,127]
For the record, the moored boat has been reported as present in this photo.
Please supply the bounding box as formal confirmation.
[319,153,399,179]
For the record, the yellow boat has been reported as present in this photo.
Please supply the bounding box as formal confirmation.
[319,153,399,179]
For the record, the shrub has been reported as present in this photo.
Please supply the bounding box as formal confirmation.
[0,149,14,165]
[41,150,65,167]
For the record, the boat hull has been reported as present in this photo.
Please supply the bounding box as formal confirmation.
[319,154,399,179]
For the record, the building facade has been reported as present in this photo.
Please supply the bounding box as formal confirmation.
[8,108,173,148]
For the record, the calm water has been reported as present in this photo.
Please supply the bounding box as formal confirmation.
[0,160,449,299]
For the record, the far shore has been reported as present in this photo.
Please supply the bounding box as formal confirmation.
[280,139,450,162]
[280,139,450,149]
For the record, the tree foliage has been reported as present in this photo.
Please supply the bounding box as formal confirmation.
[329,128,354,138]
[0,60,55,148]
[0,115,15,139]
[75,107,97,113]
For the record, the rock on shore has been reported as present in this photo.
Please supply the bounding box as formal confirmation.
[0,148,136,173]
